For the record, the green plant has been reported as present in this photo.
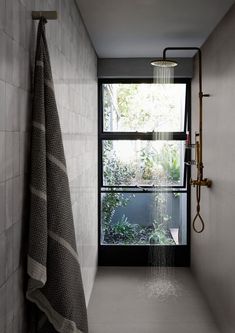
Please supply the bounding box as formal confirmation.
[153,193,171,225]
[148,192,175,245]
[139,142,180,185]
[104,215,134,244]
[140,146,155,180]
[160,144,180,183]
[103,141,135,186]
[103,215,154,245]
[101,84,181,244]
[102,140,136,243]
[102,193,130,233]
[106,215,137,244]
[149,222,175,245]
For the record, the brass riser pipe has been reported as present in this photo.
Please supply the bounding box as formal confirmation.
[162,47,212,232]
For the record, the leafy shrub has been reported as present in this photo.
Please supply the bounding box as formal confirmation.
[149,222,175,245]
[103,215,154,245]
[104,215,136,244]
[160,144,180,183]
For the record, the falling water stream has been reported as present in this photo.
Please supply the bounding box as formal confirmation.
[141,77,182,300]
[153,66,175,84]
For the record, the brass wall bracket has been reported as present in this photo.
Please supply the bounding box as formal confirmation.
[190,178,212,187]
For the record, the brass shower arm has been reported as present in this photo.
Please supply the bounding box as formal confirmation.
[163,47,201,58]
[163,47,204,101]
[162,47,207,100]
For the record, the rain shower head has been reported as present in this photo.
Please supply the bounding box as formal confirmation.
[151,58,178,84]
[150,59,178,68]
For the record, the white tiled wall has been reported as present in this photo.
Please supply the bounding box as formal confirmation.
[0,0,98,331]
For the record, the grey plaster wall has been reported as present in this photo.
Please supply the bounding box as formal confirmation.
[191,4,235,332]
[0,0,97,331]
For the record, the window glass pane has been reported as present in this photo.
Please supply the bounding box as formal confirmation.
[103,83,186,132]
[101,192,187,245]
[103,140,185,187]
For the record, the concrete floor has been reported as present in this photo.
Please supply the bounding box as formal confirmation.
[88,267,220,333]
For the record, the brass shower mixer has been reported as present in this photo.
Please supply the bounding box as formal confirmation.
[190,178,212,187]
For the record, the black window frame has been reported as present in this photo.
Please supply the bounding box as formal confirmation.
[98,78,191,266]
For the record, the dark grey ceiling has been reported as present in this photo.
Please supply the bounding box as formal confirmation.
[76,0,235,58]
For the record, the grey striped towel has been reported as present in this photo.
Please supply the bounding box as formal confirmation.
[26,18,88,333]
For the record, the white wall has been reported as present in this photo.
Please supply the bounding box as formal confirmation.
[47,0,98,306]
[191,4,235,332]
[0,0,98,331]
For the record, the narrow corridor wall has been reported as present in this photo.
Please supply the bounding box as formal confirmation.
[191,4,235,332]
